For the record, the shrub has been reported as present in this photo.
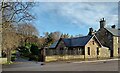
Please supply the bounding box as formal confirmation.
[18,43,40,61]
[11,55,16,61]
[30,43,39,55]
[29,55,39,61]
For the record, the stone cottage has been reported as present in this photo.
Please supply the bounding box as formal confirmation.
[46,35,110,62]
[95,18,120,57]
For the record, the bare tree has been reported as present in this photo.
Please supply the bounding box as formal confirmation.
[61,33,70,38]
[17,23,38,36]
[51,31,61,41]
[1,2,35,24]
[42,31,61,47]
[38,37,46,48]
[2,22,20,62]
[16,23,39,47]
[1,2,36,62]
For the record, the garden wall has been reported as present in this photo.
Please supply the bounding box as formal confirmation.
[0,58,7,64]
[45,55,85,62]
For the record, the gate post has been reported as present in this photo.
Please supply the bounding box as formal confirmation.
[40,47,46,65]
[43,47,46,62]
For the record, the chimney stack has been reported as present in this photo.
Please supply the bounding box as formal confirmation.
[100,18,106,29]
[111,25,116,29]
[88,28,94,36]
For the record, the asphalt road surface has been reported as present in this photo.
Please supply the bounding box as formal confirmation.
[2,60,119,71]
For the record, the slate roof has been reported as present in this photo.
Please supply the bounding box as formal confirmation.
[49,41,58,48]
[63,35,93,47]
[49,35,98,48]
[63,38,71,47]
[105,28,120,36]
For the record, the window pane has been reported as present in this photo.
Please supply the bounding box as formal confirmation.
[88,47,90,55]
[97,47,99,55]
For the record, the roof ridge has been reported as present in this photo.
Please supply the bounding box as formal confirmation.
[63,35,92,40]
[105,27,119,30]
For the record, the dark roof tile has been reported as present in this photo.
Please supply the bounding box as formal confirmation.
[49,35,93,48]
[105,28,120,36]
[49,41,58,48]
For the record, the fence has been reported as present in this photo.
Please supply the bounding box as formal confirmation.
[45,48,85,56]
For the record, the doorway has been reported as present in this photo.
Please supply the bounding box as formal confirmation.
[110,50,113,57]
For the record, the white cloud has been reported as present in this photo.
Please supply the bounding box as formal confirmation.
[34,2,118,29]
[57,2,118,29]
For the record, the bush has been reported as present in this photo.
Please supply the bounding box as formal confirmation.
[29,55,39,61]
[2,52,6,58]
[30,43,39,55]
[11,55,16,61]
[18,46,31,57]
[18,43,40,61]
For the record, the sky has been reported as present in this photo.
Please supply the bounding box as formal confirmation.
[31,2,118,37]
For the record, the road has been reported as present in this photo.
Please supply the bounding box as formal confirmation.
[2,60,119,71]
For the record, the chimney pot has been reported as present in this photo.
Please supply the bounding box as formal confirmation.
[88,28,94,35]
[100,18,106,29]
[111,25,116,29]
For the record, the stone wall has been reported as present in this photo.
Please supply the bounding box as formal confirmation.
[84,37,110,59]
[85,37,99,58]
[98,47,110,58]
[45,55,84,62]
[0,58,7,64]
[113,36,119,57]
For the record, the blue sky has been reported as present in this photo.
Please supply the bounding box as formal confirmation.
[31,2,118,36]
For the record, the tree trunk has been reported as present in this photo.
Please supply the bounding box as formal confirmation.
[7,49,11,63]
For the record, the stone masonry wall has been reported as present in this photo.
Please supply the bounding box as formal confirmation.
[45,55,85,62]
[85,37,99,58]
[113,36,119,57]
[98,47,110,58]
